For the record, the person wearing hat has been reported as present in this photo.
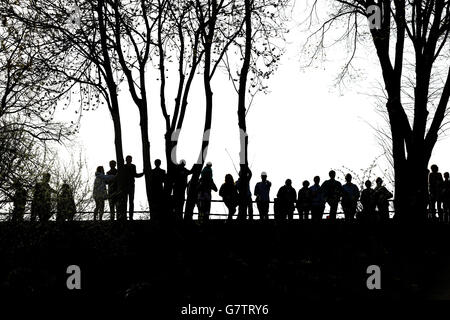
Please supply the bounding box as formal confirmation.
[201,161,213,183]
[254,171,272,220]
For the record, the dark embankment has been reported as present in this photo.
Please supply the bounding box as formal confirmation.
[0,220,448,313]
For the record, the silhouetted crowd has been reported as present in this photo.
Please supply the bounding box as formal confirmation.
[7,159,450,223]
[217,168,393,222]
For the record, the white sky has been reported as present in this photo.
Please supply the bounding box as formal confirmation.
[57,1,450,212]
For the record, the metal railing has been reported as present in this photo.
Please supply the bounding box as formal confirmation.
[0,199,395,221]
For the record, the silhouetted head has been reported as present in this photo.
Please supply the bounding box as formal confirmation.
[285,179,292,187]
[225,174,234,184]
[329,170,336,179]
[431,164,439,173]
[345,173,352,183]
[365,180,372,189]
[154,159,161,168]
[313,176,320,185]
[179,159,186,167]
[42,173,51,183]
[376,177,383,186]
[96,166,104,174]
[261,171,267,181]
[206,162,212,167]
[445,172,449,180]
[303,180,310,188]
[126,155,132,164]
[109,160,116,169]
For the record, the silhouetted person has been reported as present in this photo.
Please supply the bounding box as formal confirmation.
[11,180,26,222]
[341,173,360,222]
[219,174,238,221]
[201,161,213,182]
[151,159,166,215]
[360,180,376,222]
[441,172,450,223]
[236,167,253,220]
[107,160,118,220]
[321,170,342,220]
[309,176,325,222]
[56,182,76,222]
[123,155,144,220]
[31,173,55,222]
[374,177,393,222]
[93,166,115,221]
[277,179,297,220]
[172,160,192,220]
[254,171,271,220]
[115,168,128,221]
[197,163,217,222]
[297,180,312,220]
[429,164,443,221]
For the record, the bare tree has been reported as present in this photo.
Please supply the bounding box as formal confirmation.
[306,0,450,222]
[157,0,204,199]
[183,0,249,219]
[0,7,74,206]
[5,0,127,169]
[224,0,288,218]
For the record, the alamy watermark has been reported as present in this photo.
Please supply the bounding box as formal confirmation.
[366,265,381,290]
[66,264,81,290]
[65,5,81,30]
[367,5,382,30]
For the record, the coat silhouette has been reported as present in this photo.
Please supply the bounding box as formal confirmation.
[320,170,342,220]
[360,180,376,222]
[11,180,26,222]
[56,183,76,221]
[107,160,118,220]
[341,174,360,221]
[276,179,296,220]
[429,164,443,221]
[254,172,271,220]
[297,180,312,220]
[374,178,393,222]
[441,172,450,223]
[172,160,191,220]
[31,173,55,222]
[122,155,144,220]
[219,174,238,220]
[309,176,325,222]
[197,176,218,222]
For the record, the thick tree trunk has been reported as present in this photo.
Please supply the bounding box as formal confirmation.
[109,95,124,169]
[394,157,429,224]
[164,134,176,202]
[237,0,252,219]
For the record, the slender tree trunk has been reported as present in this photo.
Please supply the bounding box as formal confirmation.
[237,0,252,219]
[110,94,124,169]
[98,0,124,169]
[184,40,214,220]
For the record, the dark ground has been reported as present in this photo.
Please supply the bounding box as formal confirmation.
[0,219,449,315]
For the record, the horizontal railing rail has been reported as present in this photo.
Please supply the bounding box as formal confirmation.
[0,198,396,220]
